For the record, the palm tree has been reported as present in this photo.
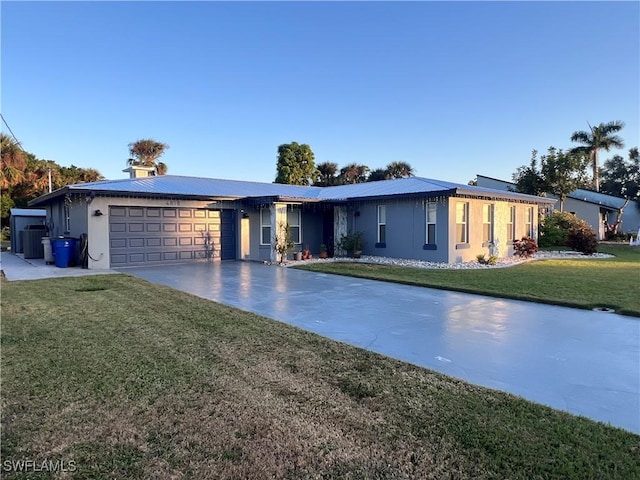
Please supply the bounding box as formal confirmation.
[127,139,169,175]
[0,133,26,189]
[339,163,370,184]
[367,168,390,182]
[385,161,415,179]
[570,121,625,191]
[315,161,338,186]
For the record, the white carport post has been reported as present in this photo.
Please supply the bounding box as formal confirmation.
[333,205,347,256]
[270,203,288,262]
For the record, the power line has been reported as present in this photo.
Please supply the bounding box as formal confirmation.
[0,113,23,147]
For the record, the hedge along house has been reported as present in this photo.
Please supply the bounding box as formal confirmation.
[29,166,554,269]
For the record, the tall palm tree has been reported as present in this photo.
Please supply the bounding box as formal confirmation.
[570,121,625,191]
[385,161,415,179]
[0,133,26,189]
[127,139,169,175]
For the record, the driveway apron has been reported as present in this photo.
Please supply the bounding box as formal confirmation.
[120,261,640,434]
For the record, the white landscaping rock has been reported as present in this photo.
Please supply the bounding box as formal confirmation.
[274,250,613,270]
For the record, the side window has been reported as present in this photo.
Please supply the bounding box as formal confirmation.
[456,202,469,244]
[507,206,516,242]
[377,205,386,244]
[426,202,437,244]
[288,207,301,244]
[260,208,271,245]
[526,207,534,237]
[482,204,494,244]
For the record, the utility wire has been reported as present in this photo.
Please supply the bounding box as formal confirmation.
[0,113,22,147]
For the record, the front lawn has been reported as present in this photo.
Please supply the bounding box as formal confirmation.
[1,274,639,479]
[298,244,640,316]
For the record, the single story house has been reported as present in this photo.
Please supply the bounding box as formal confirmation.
[476,175,640,240]
[29,166,554,269]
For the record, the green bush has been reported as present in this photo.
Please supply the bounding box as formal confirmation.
[539,211,582,247]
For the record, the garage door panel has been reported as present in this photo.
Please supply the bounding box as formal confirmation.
[109,207,235,266]
[129,238,144,248]
[111,238,126,248]
[129,253,145,263]
[163,252,178,261]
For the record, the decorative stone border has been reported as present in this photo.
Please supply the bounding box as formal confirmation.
[272,251,614,270]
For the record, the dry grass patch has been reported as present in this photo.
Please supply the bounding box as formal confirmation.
[2,274,639,479]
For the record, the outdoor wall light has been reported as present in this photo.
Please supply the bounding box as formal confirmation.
[93,209,103,217]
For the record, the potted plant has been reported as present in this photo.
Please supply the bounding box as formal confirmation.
[337,231,364,258]
[318,243,328,259]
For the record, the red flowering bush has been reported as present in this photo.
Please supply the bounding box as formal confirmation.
[513,236,539,258]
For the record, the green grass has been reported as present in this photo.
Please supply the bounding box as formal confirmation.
[297,244,640,316]
[2,274,639,479]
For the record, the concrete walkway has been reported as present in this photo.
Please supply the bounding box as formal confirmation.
[0,252,118,280]
[117,261,640,434]
[2,253,638,433]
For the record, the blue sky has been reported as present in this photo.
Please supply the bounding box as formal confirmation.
[2,1,638,185]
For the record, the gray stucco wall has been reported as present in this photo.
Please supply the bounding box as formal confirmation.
[344,198,450,263]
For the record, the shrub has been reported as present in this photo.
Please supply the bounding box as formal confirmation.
[476,254,498,266]
[337,232,364,255]
[539,211,583,247]
[567,224,598,254]
[513,236,538,258]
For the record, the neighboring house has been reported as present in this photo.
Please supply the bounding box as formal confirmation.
[28,166,554,269]
[476,175,640,240]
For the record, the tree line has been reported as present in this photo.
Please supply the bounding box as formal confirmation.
[1,133,105,225]
[275,142,415,186]
[0,136,171,226]
[511,121,638,210]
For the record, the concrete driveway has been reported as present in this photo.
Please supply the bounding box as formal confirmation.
[119,261,639,433]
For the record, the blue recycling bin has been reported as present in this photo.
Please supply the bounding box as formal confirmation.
[52,238,76,268]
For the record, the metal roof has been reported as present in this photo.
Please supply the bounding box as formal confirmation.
[476,174,630,210]
[29,174,554,206]
[10,208,46,217]
[568,189,630,210]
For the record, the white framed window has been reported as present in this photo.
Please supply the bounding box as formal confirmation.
[526,207,534,238]
[507,206,516,242]
[456,202,469,244]
[426,202,437,244]
[377,205,386,243]
[260,208,271,245]
[482,204,494,244]
[288,207,301,244]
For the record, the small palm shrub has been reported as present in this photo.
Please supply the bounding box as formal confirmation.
[513,236,538,258]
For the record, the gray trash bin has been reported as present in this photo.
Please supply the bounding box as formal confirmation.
[23,225,48,259]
